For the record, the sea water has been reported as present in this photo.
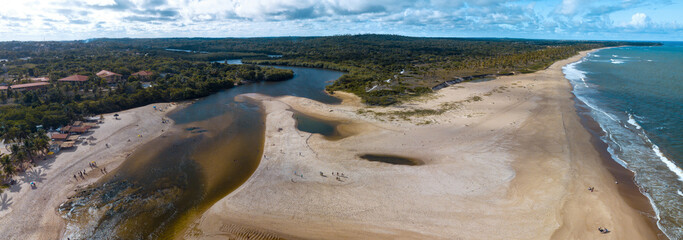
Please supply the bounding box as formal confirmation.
[563,42,683,239]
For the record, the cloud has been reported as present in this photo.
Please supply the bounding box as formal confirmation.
[627,12,650,28]
[0,0,679,41]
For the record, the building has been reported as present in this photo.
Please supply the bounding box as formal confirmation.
[0,86,7,91]
[67,126,90,134]
[50,133,69,141]
[10,82,50,91]
[30,77,50,82]
[96,70,122,83]
[58,75,89,82]
[132,70,153,79]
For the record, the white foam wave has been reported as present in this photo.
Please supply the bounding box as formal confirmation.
[612,55,618,57]
[652,144,683,182]
[564,50,683,239]
[647,60,653,62]
[593,54,600,57]
[580,98,619,122]
[627,113,642,129]
[580,77,589,88]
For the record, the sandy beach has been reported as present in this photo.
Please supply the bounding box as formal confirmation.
[0,103,178,240]
[186,50,664,240]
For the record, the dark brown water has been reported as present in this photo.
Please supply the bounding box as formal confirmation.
[292,111,350,140]
[59,66,343,239]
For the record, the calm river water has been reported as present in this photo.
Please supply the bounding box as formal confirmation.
[59,63,343,239]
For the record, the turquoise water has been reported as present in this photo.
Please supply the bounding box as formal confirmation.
[564,43,683,239]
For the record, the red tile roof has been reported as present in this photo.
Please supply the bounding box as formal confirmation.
[51,133,69,140]
[59,75,89,82]
[69,126,90,133]
[0,86,7,90]
[10,82,50,89]
[96,70,122,77]
[132,70,153,76]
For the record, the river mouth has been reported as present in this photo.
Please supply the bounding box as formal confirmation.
[358,154,424,166]
[58,66,345,239]
[59,103,266,239]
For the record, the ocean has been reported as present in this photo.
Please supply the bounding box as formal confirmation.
[563,42,683,239]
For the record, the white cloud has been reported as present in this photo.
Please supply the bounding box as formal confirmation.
[82,0,117,6]
[628,12,650,28]
[556,0,585,16]
[0,0,679,41]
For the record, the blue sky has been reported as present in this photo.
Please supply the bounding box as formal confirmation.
[0,0,681,41]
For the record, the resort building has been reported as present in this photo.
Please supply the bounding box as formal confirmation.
[30,77,50,82]
[58,74,89,82]
[10,82,50,91]
[132,70,153,79]
[96,70,123,83]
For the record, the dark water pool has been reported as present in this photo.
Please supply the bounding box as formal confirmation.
[359,154,423,166]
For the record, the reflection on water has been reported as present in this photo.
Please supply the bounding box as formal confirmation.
[59,66,343,239]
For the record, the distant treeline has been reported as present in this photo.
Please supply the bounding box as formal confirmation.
[9,34,651,105]
[0,52,292,135]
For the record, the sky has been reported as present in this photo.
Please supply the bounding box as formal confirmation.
[0,0,681,41]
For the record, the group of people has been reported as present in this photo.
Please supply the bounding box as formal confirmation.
[73,169,87,181]
[72,161,107,181]
[332,172,347,182]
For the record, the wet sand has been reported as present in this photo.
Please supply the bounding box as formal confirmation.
[187,49,664,239]
[0,103,178,240]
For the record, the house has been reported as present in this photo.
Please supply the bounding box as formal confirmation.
[60,126,71,134]
[68,126,90,134]
[51,133,69,141]
[60,141,76,149]
[10,82,50,91]
[67,135,81,142]
[58,75,89,82]
[30,77,50,82]
[132,70,153,79]
[0,86,7,91]
[96,70,122,83]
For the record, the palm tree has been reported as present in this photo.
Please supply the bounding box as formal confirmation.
[0,154,15,183]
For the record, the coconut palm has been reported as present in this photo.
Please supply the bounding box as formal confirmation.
[1,154,15,183]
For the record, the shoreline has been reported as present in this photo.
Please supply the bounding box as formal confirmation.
[0,102,181,240]
[575,99,665,238]
[187,48,664,239]
[1,48,667,239]
[568,48,668,238]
